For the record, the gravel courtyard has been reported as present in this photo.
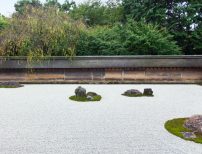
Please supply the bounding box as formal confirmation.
[0,84,202,154]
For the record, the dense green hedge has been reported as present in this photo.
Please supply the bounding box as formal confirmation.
[77,20,180,55]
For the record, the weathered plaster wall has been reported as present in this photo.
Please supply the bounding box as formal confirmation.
[0,56,202,83]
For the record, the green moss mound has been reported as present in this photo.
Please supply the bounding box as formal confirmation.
[69,95,102,102]
[0,85,15,88]
[122,94,154,97]
[0,85,23,88]
[165,118,202,144]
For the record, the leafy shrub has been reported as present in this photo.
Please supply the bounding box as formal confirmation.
[76,20,181,55]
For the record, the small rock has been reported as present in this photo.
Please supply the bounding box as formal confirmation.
[87,95,93,101]
[87,92,98,97]
[123,89,142,96]
[184,115,202,134]
[181,132,196,139]
[143,88,153,96]
[75,86,86,97]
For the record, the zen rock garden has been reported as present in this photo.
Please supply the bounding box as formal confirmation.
[69,87,154,102]
[69,86,102,102]
[0,82,23,88]
[0,84,202,154]
[165,115,202,144]
[122,88,154,97]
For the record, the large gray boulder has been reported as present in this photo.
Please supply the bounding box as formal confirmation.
[123,89,142,96]
[75,86,86,97]
[184,115,202,134]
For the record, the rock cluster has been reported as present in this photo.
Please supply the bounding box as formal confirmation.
[184,115,202,134]
[74,86,99,101]
[123,88,153,97]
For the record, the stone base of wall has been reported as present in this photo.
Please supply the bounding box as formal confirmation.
[0,68,202,84]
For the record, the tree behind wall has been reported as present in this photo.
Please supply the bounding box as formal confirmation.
[11,0,201,55]
[69,0,123,26]
[15,0,42,14]
[122,0,202,55]
[0,6,85,59]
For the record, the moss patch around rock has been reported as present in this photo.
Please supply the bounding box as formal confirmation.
[69,95,102,102]
[0,82,24,88]
[165,118,202,144]
[0,85,23,88]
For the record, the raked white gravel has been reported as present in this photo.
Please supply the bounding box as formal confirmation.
[0,84,202,154]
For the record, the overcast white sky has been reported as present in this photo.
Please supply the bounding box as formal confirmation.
[0,0,95,17]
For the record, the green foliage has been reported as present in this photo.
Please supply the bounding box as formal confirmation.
[2,0,200,56]
[189,25,202,54]
[167,1,202,55]
[122,0,166,24]
[76,20,181,55]
[69,0,123,26]
[0,15,8,30]
[122,0,202,55]
[44,0,61,8]
[15,0,42,14]
[0,6,85,59]
[165,118,202,144]
[15,0,76,13]
[61,0,76,12]
[69,95,102,102]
